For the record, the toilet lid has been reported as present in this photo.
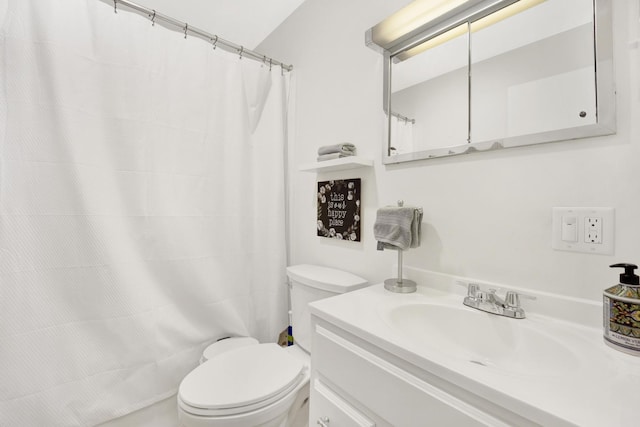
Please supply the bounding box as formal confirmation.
[201,336,259,363]
[179,343,305,411]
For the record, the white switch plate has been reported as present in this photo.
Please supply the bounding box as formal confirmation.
[552,207,614,255]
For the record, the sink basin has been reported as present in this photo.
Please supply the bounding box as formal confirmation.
[381,302,581,376]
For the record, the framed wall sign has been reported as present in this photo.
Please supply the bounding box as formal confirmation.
[317,178,361,241]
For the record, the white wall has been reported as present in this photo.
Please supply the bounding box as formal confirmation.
[0,0,7,27]
[259,0,640,302]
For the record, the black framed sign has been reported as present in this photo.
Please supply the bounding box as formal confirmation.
[317,178,361,241]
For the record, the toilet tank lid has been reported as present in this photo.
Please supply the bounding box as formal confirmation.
[286,264,368,293]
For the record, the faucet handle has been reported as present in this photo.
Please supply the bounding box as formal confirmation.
[505,291,536,308]
[467,283,480,298]
[505,291,520,308]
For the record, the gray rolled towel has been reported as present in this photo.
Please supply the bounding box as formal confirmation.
[317,143,357,156]
[374,206,423,251]
[317,152,354,161]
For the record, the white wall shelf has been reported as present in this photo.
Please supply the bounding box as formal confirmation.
[299,156,373,173]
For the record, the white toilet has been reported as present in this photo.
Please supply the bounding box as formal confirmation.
[177,264,368,427]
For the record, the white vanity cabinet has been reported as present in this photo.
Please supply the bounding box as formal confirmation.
[309,316,536,427]
[308,281,640,426]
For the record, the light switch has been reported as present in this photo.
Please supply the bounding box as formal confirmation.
[561,216,578,242]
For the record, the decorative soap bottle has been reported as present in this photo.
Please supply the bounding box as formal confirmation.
[603,263,640,355]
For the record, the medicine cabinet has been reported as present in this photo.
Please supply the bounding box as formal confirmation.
[366,0,615,164]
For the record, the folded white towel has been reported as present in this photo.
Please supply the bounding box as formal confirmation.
[317,143,357,156]
[374,206,423,251]
[317,152,354,162]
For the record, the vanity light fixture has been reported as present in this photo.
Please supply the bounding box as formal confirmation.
[369,0,468,47]
[471,0,544,32]
[367,0,546,61]
[395,22,468,62]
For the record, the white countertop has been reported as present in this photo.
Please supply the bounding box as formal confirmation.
[309,283,640,427]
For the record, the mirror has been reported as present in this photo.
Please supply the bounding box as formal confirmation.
[390,23,469,155]
[377,0,614,164]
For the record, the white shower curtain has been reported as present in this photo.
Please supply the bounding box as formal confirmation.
[0,1,290,426]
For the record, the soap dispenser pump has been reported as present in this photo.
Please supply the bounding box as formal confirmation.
[603,263,640,355]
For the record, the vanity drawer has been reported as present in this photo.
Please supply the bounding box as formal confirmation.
[311,378,375,427]
[314,324,507,427]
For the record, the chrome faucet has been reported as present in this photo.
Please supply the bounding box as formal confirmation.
[463,284,535,319]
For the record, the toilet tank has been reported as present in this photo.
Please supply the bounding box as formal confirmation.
[286,264,368,353]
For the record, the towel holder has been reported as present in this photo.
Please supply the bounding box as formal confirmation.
[383,200,417,294]
[384,248,417,293]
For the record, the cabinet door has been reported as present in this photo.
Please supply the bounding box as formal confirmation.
[314,325,509,427]
[310,379,375,427]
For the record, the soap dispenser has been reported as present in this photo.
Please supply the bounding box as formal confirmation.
[603,263,640,355]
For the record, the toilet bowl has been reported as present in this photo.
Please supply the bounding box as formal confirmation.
[178,340,309,427]
[177,265,368,427]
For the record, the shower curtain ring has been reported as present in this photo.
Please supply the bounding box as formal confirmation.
[238,46,244,60]
[269,58,273,71]
[212,35,218,50]
[113,0,117,13]
[184,23,188,39]
[280,64,284,76]
[150,10,156,26]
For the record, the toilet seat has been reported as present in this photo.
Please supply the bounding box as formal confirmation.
[178,343,306,417]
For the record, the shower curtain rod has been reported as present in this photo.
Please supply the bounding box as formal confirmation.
[103,0,293,72]
[391,111,415,124]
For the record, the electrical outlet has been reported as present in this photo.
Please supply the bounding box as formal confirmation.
[552,207,614,255]
[585,217,602,243]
